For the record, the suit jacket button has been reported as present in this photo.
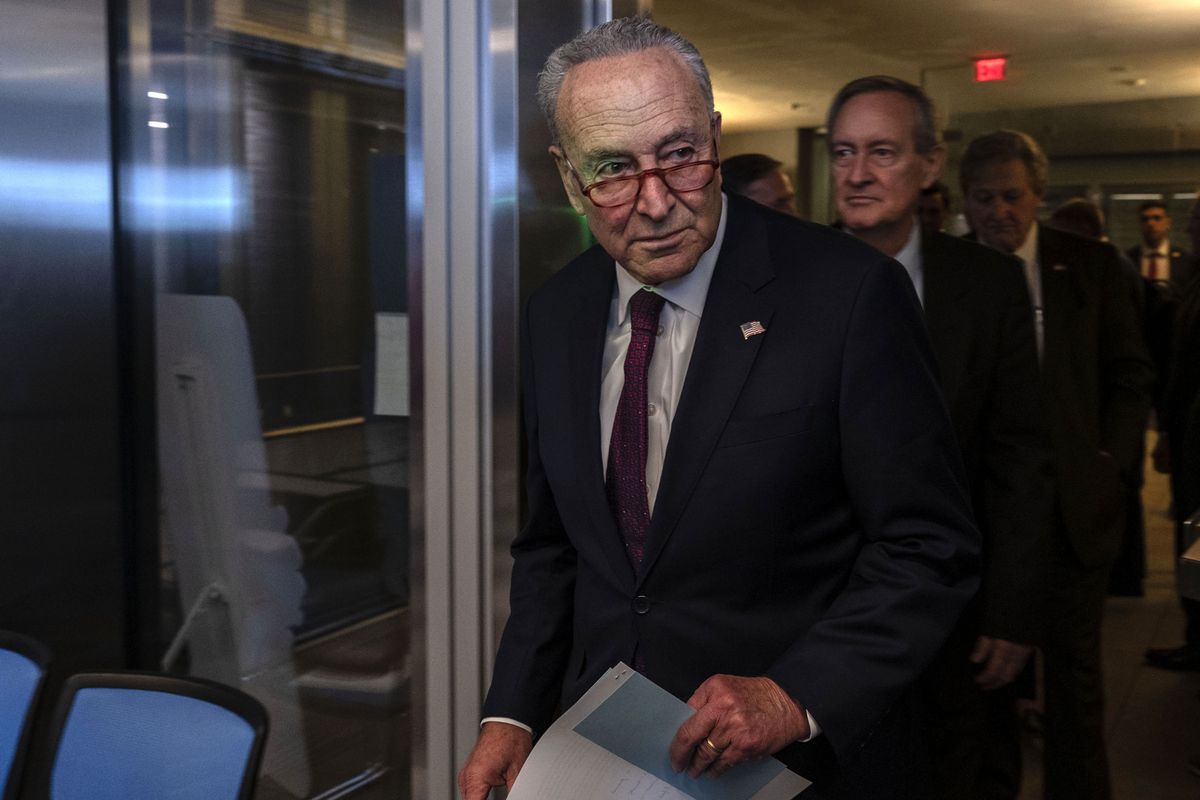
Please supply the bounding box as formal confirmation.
[632,595,651,615]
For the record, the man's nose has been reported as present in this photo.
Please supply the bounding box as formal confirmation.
[846,154,873,185]
[635,171,674,220]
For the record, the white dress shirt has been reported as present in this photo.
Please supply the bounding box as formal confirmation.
[598,195,727,513]
[1013,223,1044,361]
[890,218,925,307]
[1138,240,1172,282]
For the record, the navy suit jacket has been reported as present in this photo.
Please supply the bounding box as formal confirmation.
[1040,228,1152,565]
[921,232,1053,644]
[484,197,981,780]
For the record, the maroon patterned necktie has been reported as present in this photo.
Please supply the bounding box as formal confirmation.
[607,289,666,566]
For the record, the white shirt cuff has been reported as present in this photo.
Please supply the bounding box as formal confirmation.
[802,711,821,742]
[481,716,533,735]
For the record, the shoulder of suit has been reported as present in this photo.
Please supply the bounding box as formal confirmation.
[527,242,611,308]
[725,193,893,275]
[926,230,1024,277]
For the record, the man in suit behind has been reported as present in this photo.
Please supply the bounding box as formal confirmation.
[960,130,1154,800]
[458,18,980,800]
[1129,199,1192,446]
[826,76,1053,800]
[1128,200,1193,297]
[1148,191,1200,671]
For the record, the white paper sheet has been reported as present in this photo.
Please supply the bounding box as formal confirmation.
[507,665,810,800]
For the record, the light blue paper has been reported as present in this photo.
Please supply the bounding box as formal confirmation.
[573,671,787,800]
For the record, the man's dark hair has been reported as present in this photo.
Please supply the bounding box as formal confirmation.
[1048,197,1106,241]
[922,181,951,209]
[959,130,1049,197]
[826,75,941,154]
[1138,199,1168,215]
[536,17,713,146]
[721,154,784,196]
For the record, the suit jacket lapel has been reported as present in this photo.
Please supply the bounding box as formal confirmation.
[638,202,776,582]
[565,247,637,585]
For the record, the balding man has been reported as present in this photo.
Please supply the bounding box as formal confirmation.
[458,18,979,800]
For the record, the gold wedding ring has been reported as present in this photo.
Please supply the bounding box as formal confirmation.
[702,736,724,755]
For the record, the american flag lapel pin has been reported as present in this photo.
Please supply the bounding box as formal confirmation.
[740,320,766,340]
[1052,263,1068,272]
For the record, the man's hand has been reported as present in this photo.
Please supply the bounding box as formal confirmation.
[457,722,533,800]
[668,675,809,779]
[970,635,1033,690]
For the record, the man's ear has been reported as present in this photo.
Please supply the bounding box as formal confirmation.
[921,144,947,190]
[549,144,587,216]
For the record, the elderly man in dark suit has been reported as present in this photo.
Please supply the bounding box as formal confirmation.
[458,18,981,800]
[827,76,1053,800]
[961,130,1154,800]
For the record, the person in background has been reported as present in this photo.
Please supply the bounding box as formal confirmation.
[1149,190,1200,672]
[1046,197,1106,241]
[919,180,952,234]
[827,75,1052,800]
[961,130,1153,800]
[719,152,798,216]
[1046,197,1150,598]
[458,18,981,800]
[1128,200,1193,295]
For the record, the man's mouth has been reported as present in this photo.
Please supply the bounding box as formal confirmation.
[637,229,686,250]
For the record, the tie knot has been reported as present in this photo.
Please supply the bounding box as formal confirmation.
[629,290,666,334]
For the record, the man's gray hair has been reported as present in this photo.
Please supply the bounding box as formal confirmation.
[826,75,942,154]
[536,17,714,146]
[960,129,1049,198]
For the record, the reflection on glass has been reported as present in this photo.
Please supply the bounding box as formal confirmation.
[127,0,411,796]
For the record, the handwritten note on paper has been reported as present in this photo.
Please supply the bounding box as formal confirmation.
[506,665,809,800]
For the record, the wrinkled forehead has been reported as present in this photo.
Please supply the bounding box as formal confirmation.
[555,48,711,152]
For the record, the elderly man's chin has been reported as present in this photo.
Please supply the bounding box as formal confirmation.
[622,238,710,285]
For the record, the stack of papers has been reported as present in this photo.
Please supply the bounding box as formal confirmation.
[508,664,810,799]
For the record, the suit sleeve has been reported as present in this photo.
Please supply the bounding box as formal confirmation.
[763,258,981,762]
[976,264,1055,643]
[480,298,577,733]
[1098,245,1155,477]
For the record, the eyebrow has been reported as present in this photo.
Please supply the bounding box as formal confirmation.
[579,126,707,169]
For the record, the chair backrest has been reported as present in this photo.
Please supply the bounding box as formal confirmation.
[40,672,268,800]
[0,630,51,800]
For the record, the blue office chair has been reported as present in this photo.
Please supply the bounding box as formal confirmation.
[38,671,268,800]
[0,630,51,800]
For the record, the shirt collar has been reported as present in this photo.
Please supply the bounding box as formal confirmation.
[613,193,728,322]
[892,216,923,275]
[1014,221,1040,266]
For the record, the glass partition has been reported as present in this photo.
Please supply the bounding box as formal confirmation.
[115,0,412,795]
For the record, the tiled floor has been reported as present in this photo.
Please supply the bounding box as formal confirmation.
[1018,446,1200,799]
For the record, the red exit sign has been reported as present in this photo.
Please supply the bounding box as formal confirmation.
[975,57,1007,82]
